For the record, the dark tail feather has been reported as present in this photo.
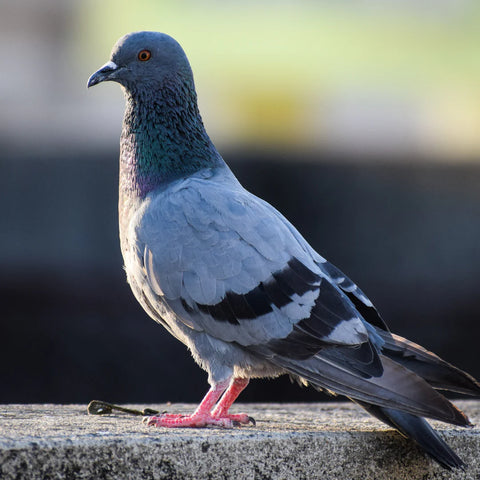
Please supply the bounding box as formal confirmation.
[355,400,466,470]
[378,330,480,396]
[270,353,471,426]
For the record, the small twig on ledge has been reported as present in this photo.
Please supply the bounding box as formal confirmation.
[87,400,160,417]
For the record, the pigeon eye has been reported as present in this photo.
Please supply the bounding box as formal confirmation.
[138,50,151,61]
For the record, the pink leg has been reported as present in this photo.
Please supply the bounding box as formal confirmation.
[212,377,254,425]
[144,378,230,427]
[144,377,253,428]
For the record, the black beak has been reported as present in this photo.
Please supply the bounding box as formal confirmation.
[87,61,120,88]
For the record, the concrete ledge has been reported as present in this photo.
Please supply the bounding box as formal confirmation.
[1,401,479,479]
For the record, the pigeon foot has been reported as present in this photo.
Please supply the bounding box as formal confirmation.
[144,412,240,428]
[144,377,253,428]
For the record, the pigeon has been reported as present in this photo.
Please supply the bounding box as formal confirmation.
[88,31,480,469]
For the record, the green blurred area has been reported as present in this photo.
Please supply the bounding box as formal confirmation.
[75,0,480,156]
[81,0,480,85]
[1,0,479,159]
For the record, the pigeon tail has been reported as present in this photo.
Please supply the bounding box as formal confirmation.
[268,353,471,427]
[355,400,465,470]
[377,329,480,396]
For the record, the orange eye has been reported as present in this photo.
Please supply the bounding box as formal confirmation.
[138,49,151,61]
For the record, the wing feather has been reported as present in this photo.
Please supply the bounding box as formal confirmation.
[138,169,375,355]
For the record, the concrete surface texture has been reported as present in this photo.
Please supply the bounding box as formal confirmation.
[1,401,479,480]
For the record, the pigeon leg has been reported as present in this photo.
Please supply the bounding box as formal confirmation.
[145,378,234,427]
[211,377,254,425]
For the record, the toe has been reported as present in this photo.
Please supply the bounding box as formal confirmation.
[143,415,158,426]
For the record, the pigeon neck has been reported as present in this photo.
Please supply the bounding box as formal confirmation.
[119,74,222,199]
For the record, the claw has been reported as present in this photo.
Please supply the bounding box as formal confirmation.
[143,416,154,426]
[248,416,256,426]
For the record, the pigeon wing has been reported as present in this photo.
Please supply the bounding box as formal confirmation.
[137,170,373,357]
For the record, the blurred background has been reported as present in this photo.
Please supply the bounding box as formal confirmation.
[1,0,479,405]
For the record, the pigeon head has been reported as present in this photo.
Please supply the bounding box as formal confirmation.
[88,31,222,198]
[87,31,193,92]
